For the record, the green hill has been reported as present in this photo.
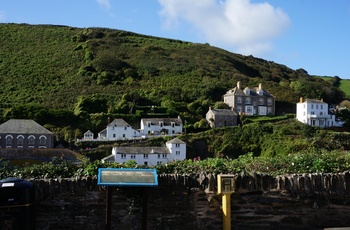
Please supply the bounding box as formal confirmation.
[0,23,346,140]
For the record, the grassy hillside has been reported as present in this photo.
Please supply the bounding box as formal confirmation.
[0,23,347,141]
[339,79,350,97]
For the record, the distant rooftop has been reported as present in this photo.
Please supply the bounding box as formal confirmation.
[0,119,53,134]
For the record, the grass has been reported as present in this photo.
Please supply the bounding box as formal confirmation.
[339,79,350,97]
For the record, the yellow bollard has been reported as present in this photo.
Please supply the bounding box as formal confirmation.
[217,174,236,230]
[222,193,232,230]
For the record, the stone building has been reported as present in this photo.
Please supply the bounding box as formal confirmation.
[206,107,238,128]
[0,119,54,149]
[223,81,275,116]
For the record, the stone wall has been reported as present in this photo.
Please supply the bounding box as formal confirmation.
[17,172,350,229]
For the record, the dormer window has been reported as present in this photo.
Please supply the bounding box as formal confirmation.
[147,122,151,127]
[171,122,175,127]
[159,122,163,127]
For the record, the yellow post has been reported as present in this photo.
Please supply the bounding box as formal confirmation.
[222,193,232,230]
[217,174,235,230]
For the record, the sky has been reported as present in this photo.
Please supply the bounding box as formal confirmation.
[1,0,350,79]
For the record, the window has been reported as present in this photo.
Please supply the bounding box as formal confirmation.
[245,97,251,104]
[39,136,47,148]
[236,97,242,104]
[316,105,319,109]
[320,112,323,115]
[121,154,126,159]
[259,98,264,105]
[144,162,148,166]
[311,111,315,115]
[28,135,35,148]
[158,154,161,159]
[258,107,267,115]
[113,134,116,138]
[245,106,253,115]
[143,154,148,159]
[6,135,13,148]
[321,105,323,109]
[311,104,314,109]
[319,120,324,126]
[147,123,151,127]
[162,154,167,158]
[176,151,180,155]
[267,98,273,106]
[157,161,162,165]
[172,130,175,134]
[17,135,24,148]
[267,107,272,114]
[175,143,180,147]
[123,134,126,138]
[131,154,136,159]
[160,122,163,127]
[124,126,127,130]
[171,122,175,127]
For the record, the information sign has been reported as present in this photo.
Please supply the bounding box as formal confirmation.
[97,168,158,187]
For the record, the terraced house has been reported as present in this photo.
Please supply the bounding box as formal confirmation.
[223,81,275,116]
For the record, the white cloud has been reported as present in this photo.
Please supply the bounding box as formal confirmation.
[158,0,290,56]
[96,0,111,10]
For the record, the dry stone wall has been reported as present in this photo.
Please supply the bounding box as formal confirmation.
[27,171,350,229]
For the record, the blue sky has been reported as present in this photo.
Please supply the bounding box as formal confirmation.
[1,0,350,79]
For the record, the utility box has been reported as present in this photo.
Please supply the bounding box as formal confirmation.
[217,174,235,194]
[0,177,35,230]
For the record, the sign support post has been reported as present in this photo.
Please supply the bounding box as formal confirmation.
[98,168,158,230]
[217,174,236,230]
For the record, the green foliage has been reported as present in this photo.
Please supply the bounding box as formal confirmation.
[0,23,346,124]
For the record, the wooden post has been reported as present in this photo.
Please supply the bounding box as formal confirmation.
[142,188,148,230]
[106,187,113,230]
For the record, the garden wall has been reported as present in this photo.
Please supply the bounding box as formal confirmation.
[30,171,350,229]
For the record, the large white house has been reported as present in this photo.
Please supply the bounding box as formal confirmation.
[101,138,186,166]
[78,117,183,142]
[296,98,343,127]
[140,117,183,136]
[97,119,140,140]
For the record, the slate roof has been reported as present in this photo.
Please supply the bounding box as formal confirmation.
[166,138,186,144]
[115,146,170,155]
[300,99,326,104]
[0,119,53,134]
[141,118,182,126]
[107,119,131,127]
[0,148,83,164]
[208,109,237,116]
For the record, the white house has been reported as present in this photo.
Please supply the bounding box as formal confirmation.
[101,138,186,166]
[98,119,141,140]
[296,98,343,127]
[140,117,182,136]
[77,117,184,142]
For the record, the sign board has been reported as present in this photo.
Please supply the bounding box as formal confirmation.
[97,168,158,187]
[217,174,235,194]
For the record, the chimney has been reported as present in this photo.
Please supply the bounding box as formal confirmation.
[237,81,241,90]
[259,83,262,90]
[209,106,212,110]
[300,97,303,103]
